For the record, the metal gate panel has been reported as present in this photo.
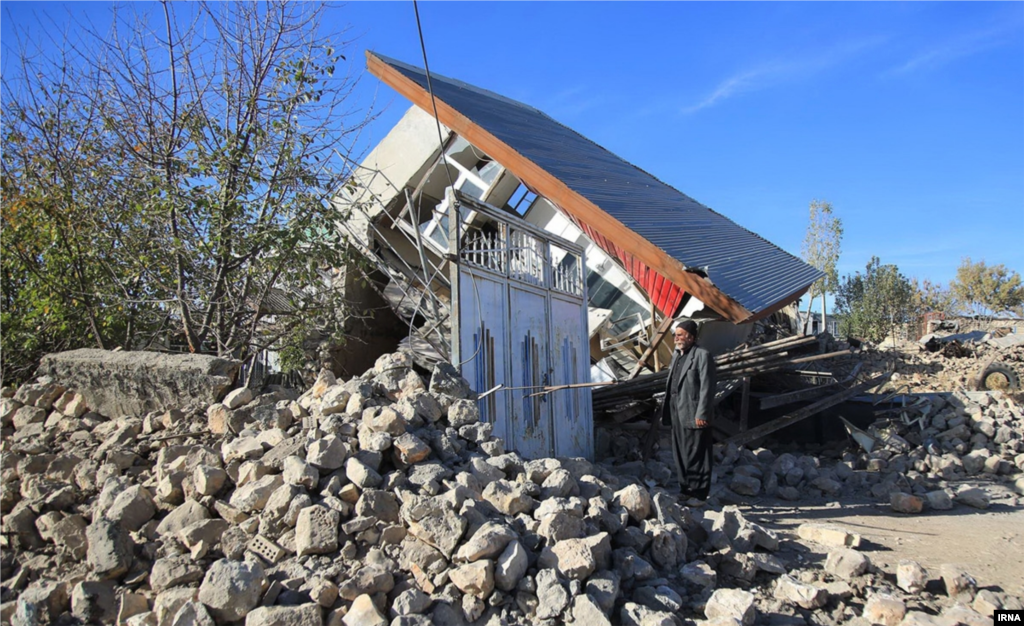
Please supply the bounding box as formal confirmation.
[549,294,593,459]
[508,285,551,459]
[450,192,591,460]
[458,269,511,443]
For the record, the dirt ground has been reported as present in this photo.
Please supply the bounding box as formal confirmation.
[736,485,1024,598]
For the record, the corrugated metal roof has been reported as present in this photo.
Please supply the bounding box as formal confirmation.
[371,54,823,318]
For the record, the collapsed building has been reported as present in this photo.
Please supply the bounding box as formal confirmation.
[333,53,823,460]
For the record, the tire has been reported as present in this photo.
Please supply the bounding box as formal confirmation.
[980,362,1020,392]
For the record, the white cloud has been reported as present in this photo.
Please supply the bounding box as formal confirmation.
[887,24,1019,76]
[681,38,884,115]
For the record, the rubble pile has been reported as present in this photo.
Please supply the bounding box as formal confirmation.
[642,388,1024,511]
[856,342,1024,395]
[2,350,1023,626]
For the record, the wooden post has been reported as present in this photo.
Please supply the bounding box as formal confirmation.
[739,376,751,432]
[627,314,676,380]
[650,300,660,372]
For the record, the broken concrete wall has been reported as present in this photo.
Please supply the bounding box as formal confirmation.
[37,349,239,418]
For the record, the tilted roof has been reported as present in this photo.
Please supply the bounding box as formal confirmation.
[367,52,823,323]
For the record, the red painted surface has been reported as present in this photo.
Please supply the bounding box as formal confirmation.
[571,217,685,317]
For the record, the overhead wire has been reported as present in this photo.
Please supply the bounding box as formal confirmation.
[411,0,483,370]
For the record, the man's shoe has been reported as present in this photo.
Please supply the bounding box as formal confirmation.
[685,497,706,508]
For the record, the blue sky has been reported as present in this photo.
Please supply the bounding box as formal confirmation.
[4,2,1023,306]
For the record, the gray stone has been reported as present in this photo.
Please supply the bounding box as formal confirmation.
[447,399,480,427]
[337,565,394,601]
[407,506,466,558]
[38,349,238,418]
[455,521,516,563]
[680,560,717,588]
[197,559,265,623]
[585,571,621,613]
[705,588,755,626]
[229,474,283,512]
[796,523,861,548]
[223,387,253,410]
[897,560,928,594]
[355,489,400,524]
[544,538,597,580]
[151,555,205,592]
[955,488,990,509]
[825,548,870,579]
[494,540,529,591]
[244,603,321,626]
[193,466,228,497]
[343,595,386,626]
[620,602,676,626]
[864,595,906,626]
[86,519,134,579]
[535,569,569,620]
[730,474,762,496]
[939,564,976,600]
[924,490,953,510]
[345,456,382,489]
[307,435,347,471]
[614,484,651,522]
[392,588,432,617]
[170,601,216,626]
[450,560,495,598]
[105,485,156,531]
[295,505,339,556]
[566,594,612,626]
[774,575,827,609]
[156,500,211,540]
[71,581,117,624]
[430,363,474,399]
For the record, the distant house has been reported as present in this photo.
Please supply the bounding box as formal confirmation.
[797,311,840,337]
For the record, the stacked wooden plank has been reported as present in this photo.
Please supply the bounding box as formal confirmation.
[593,334,846,413]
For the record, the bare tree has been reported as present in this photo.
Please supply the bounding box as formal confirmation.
[3,1,375,381]
[801,199,843,334]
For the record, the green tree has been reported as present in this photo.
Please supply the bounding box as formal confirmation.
[2,2,372,384]
[949,257,1023,319]
[835,257,917,347]
[801,199,843,334]
[911,278,955,315]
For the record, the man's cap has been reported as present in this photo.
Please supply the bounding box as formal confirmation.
[675,320,698,336]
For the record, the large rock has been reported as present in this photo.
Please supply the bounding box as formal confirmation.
[38,349,239,417]
[825,548,870,579]
[343,595,386,626]
[863,595,906,626]
[295,505,339,556]
[774,575,828,609]
[86,519,134,579]
[705,588,756,626]
[197,559,265,622]
[244,603,321,626]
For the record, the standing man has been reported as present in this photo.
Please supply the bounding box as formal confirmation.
[661,320,716,502]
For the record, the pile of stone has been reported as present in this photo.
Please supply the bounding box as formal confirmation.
[0,351,767,626]
[3,349,1022,626]
[705,386,1024,514]
[598,386,1023,517]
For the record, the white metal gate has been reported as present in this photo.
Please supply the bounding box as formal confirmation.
[451,194,593,460]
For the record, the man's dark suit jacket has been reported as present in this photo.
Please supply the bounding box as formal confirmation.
[660,345,716,428]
